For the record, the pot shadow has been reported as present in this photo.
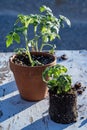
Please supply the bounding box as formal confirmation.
[0,81,17,97]
[22,115,72,130]
[0,81,37,122]
[79,118,87,128]
[0,94,37,122]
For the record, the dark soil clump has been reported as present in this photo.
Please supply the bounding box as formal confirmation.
[73,81,86,95]
[13,53,54,66]
[49,89,78,124]
[57,54,68,61]
[61,54,68,60]
[74,82,81,89]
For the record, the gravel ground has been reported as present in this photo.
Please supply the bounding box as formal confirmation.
[0,0,87,51]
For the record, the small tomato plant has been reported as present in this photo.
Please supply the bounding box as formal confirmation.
[42,64,72,94]
[6,5,71,66]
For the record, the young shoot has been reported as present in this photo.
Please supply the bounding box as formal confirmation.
[6,5,71,66]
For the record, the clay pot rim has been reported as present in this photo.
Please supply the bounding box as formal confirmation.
[9,51,56,68]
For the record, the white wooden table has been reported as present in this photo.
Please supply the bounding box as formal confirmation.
[0,51,87,130]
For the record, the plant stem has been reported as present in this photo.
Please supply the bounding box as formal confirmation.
[40,43,54,52]
[24,30,33,65]
[34,26,38,52]
[35,41,38,52]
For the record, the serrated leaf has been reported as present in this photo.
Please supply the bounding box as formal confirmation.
[40,6,45,12]
[47,79,57,88]
[49,33,56,41]
[52,26,59,33]
[40,5,52,13]
[41,26,48,33]
[57,75,71,94]
[42,35,49,43]
[59,15,71,27]
[13,32,20,43]
[6,34,13,47]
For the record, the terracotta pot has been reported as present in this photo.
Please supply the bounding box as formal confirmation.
[9,52,56,101]
[49,89,78,124]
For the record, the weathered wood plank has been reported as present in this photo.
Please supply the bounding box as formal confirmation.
[0,51,87,130]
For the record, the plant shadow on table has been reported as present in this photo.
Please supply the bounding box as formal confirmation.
[22,115,72,130]
[0,81,17,97]
[0,81,37,122]
[79,118,87,128]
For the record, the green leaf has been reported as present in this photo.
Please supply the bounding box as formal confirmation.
[6,34,13,47]
[41,26,48,33]
[49,33,56,41]
[51,26,59,34]
[42,64,67,83]
[40,5,52,13]
[42,64,72,94]
[6,32,20,48]
[57,75,71,94]
[13,32,20,43]
[42,67,50,83]
[59,15,71,27]
[49,64,67,78]
[42,35,49,43]
[47,79,57,88]
[40,6,45,12]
